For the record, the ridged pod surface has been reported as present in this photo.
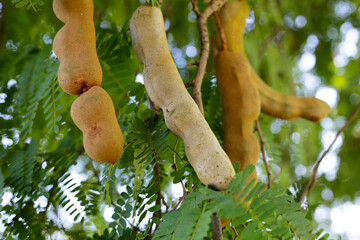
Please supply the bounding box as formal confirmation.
[53,0,102,95]
[70,86,123,164]
[130,5,235,190]
[219,0,331,122]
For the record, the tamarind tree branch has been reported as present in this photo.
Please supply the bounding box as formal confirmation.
[299,103,360,204]
[190,0,227,115]
[212,213,223,240]
[255,119,271,189]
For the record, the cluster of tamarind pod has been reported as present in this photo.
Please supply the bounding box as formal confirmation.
[52,0,123,164]
[51,0,330,216]
[214,0,331,226]
[215,0,331,180]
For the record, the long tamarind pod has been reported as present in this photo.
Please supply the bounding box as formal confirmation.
[130,5,235,190]
[219,1,331,122]
[215,51,260,228]
[53,0,102,95]
[215,51,260,178]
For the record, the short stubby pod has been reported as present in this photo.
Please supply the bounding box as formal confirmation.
[53,0,102,95]
[70,86,123,164]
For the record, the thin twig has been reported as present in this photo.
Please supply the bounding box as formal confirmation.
[190,0,200,16]
[299,103,360,204]
[231,226,239,240]
[91,161,101,184]
[255,119,271,189]
[170,195,185,212]
[153,157,162,229]
[160,192,169,211]
[172,138,187,195]
[187,60,200,67]
[190,0,227,115]
[212,213,223,240]
[167,144,184,163]
[214,11,227,51]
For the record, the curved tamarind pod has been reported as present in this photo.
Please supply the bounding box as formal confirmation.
[215,51,260,176]
[250,71,331,122]
[219,1,331,122]
[53,0,102,95]
[130,5,235,190]
[70,86,123,164]
[215,51,261,228]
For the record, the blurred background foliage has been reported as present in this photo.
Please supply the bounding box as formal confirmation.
[0,0,359,239]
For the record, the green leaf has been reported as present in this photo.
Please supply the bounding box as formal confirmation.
[109,222,117,228]
[126,185,133,194]
[149,205,161,212]
[115,199,124,207]
[154,211,182,237]
[114,207,122,214]
[121,192,130,199]
[152,216,161,225]
[15,0,28,8]
[119,218,126,228]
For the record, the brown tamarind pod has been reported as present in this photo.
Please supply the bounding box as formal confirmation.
[70,86,123,164]
[215,50,261,228]
[215,51,260,177]
[218,0,331,122]
[53,0,102,95]
[130,5,235,190]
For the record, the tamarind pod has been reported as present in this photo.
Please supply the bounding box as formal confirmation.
[217,0,249,54]
[130,5,235,191]
[215,51,260,228]
[219,1,331,122]
[53,0,102,95]
[53,0,93,23]
[250,69,331,122]
[215,51,260,176]
[70,86,123,164]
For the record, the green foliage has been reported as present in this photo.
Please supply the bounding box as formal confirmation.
[6,139,37,196]
[11,0,44,11]
[155,165,326,240]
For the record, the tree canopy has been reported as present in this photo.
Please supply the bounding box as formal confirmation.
[0,0,360,239]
